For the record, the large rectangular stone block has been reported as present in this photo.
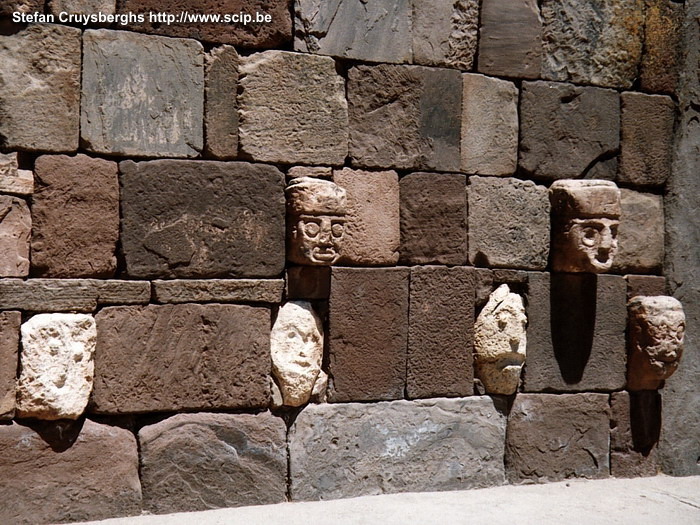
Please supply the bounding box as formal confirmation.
[139,412,287,514]
[120,160,285,279]
[289,397,507,500]
[328,268,409,402]
[81,29,203,158]
[204,45,239,159]
[153,279,284,304]
[524,273,627,392]
[0,195,30,277]
[92,304,271,413]
[611,391,660,478]
[612,189,664,274]
[640,0,684,95]
[0,311,20,420]
[408,266,474,399]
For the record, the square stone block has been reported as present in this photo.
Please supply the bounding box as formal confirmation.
[641,0,684,95]
[506,393,611,483]
[612,189,664,274]
[81,29,203,158]
[0,196,30,277]
[408,266,474,399]
[348,64,461,171]
[205,45,239,159]
[92,304,271,413]
[120,160,285,279]
[0,311,20,420]
[625,275,666,301]
[524,273,627,392]
[468,176,550,270]
[328,267,409,402]
[611,391,660,478]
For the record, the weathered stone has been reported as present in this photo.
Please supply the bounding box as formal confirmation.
[290,397,506,500]
[0,24,80,152]
[619,92,675,187]
[287,166,332,181]
[408,266,474,399]
[0,196,30,277]
[506,393,610,482]
[328,268,408,402]
[474,268,529,311]
[92,304,271,413]
[119,0,292,48]
[626,275,666,301]
[0,153,33,195]
[310,369,328,403]
[17,314,96,420]
[205,45,239,159]
[477,0,542,79]
[49,0,116,20]
[550,180,622,273]
[139,412,286,514]
[399,172,467,265]
[524,273,627,392]
[519,81,620,180]
[294,0,411,63]
[0,0,43,16]
[0,279,150,312]
[239,51,347,165]
[474,284,527,395]
[271,301,323,407]
[611,391,660,478]
[153,279,284,304]
[541,0,644,89]
[120,160,285,279]
[286,266,331,300]
[412,0,479,69]
[333,168,400,266]
[462,74,518,175]
[612,190,664,274]
[348,64,461,171]
[640,0,684,95]
[81,29,203,158]
[31,155,118,278]
[0,311,20,419]
[0,419,141,524]
[468,176,550,270]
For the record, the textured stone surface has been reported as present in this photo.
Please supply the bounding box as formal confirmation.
[475,269,529,311]
[0,24,80,152]
[519,81,620,179]
[541,0,644,89]
[271,301,323,407]
[205,45,239,159]
[0,419,141,524]
[0,0,43,15]
[0,153,33,195]
[31,155,118,278]
[295,0,410,63]
[612,189,664,274]
[524,273,627,392]
[140,412,286,514]
[286,266,331,300]
[333,168,400,266]
[611,391,661,478]
[506,393,610,483]
[17,314,96,420]
[239,51,347,165]
[399,172,467,265]
[468,176,550,270]
[92,304,270,413]
[626,275,667,301]
[461,74,518,175]
[287,166,332,181]
[0,311,20,420]
[289,397,507,500]
[328,268,409,402]
[412,0,479,69]
[619,92,675,187]
[119,0,292,47]
[121,160,285,279]
[153,279,284,304]
[641,0,684,95]
[81,29,203,157]
[408,266,474,399]
[477,0,542,79]
[348,64,461,171]
[50,0,115,17]
[0,196,30,277]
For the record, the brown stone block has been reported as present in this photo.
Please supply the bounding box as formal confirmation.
[611,391,660,478]
[205,45,239,159]
[328,267,409,402]
[0,419,141,524]
[92,304,271,413]
[153,279,283,304]
[475,268,529,312]
[139,412,287,514]
[0,195,30,277]
[408,266,473,399]
[0,0,43,16]
[506,393,611,483]
[641,0,684,95]
[612,189,664,274]
[399,172,467,265]
[0,311,20,419]
[625,275,666,301]
[524,273,627,392]
[286,266,331,300]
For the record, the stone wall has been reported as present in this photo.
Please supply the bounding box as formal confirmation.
[0,0,697,523]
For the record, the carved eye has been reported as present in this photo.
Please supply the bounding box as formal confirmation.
[610,224,618,238]
[304,221,320,237]
[331,222,344,238]
[582,228,599,247]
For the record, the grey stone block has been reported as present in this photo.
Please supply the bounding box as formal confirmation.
[612,189,664,274]
[153,279,284,304]
[205,45,239,159]
[625,275,666,301]
[611,391,660,478]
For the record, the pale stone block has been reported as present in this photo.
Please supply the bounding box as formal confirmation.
[0,153,33,195]
[0,196,30,277]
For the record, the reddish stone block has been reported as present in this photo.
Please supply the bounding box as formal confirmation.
[641,0,684,94]
[0,311,20,419]
[205,45,239,159]
[286,266,331,300]
[611,391,660,478]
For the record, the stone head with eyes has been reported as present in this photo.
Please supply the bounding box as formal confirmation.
[550,180,621,273]
[286,177,348,266]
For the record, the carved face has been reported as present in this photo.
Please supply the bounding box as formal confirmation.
[633,310,685,381]
[566,217,619,272]
[291,213,346,265]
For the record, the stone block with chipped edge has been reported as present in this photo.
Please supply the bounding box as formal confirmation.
[0,153,33,195]
[153,279,284,304]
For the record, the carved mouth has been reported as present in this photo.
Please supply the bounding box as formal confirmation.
[311,248,338,262]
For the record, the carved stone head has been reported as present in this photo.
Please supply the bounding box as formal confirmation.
[474,284,527,395]
[550,180,621,273]
[627,296,685,391]
[286,177,347,266]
